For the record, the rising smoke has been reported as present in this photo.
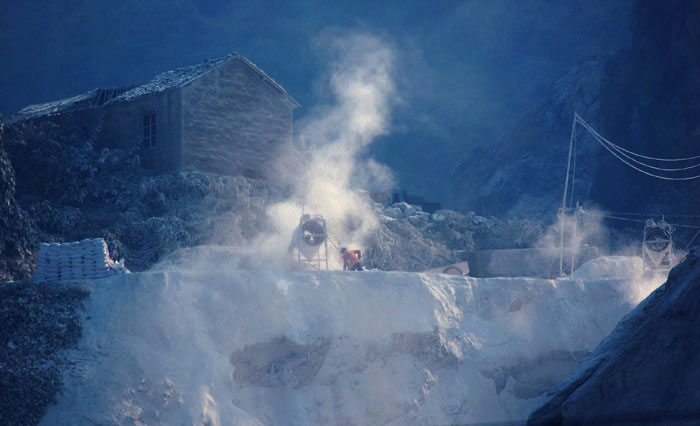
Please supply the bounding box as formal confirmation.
[255,32,398,269]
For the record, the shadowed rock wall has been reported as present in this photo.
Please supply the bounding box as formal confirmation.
[181,58,295,179]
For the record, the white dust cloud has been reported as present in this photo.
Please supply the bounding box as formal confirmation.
[256,33,398,269]
[537,207,669,304]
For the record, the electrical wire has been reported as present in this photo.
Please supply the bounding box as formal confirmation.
[581,211,700,229]
[581,211,647,223]
[574,116,700,180]
[574,114,700,162]
[602,212,700,218]
[686,230,700,249]
[604,140,700,172]
[590,132,700,180]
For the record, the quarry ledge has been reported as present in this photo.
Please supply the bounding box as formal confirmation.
[3,254,658,426]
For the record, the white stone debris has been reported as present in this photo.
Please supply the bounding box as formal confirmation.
[382,206,402,219]
[380,202,428,221]
[431,212,447,222]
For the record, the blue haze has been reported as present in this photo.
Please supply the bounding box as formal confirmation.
[0,0,633,206]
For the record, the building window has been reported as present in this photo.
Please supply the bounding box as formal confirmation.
[142,113,156,148]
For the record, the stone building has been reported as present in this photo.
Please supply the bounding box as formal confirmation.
[9,53,299,178]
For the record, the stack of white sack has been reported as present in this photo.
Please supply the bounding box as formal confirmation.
[32,238,129,282]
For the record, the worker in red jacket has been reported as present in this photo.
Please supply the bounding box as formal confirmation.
[341,247,364,271]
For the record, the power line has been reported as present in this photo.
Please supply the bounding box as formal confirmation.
[581,211,647,223]
[591,131,700,180]
[602,211,700,218]
[574,113,700,162]
[558,113,700,274]
[686,230,700,249]
[605,140,700,172]
[599,135,700,162]
[581,211,700,229]
[574,116,700,180]
[668,223,700,229]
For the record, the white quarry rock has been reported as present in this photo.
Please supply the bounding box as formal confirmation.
[432,212,447,222]
[472,215,489,225]
[40,248,660,426]
[383,207,402,218]
[392,201,411,212]
[408,214,430,229]
[403,205,417,217]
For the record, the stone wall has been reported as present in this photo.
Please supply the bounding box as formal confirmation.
[181,58,295,178]
[100,90,182,172]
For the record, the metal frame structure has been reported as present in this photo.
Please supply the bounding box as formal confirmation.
[642,218,675,272]
[293,214,330,270]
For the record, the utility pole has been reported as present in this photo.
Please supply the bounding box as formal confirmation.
[570,202,581,279]
[560,112,578,277]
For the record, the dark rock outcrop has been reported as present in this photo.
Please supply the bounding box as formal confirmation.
[590,0,700,214]
[0,281,89,426]
[528,250,700,425]
[451,56,607,219]
[2,117,282,275]
[0,119,36,281]
[453,0,700,220]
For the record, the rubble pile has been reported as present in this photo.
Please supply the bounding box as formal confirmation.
[364,200,545,271]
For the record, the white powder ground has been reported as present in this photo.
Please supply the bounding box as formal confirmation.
[40,250,665,425]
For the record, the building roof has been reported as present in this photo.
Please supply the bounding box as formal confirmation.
[9,53,299,123]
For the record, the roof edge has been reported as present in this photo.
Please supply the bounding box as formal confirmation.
[235,56,301,108]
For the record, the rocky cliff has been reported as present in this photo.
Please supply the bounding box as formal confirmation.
[452,0,700,220]
[528,250,700,425]
[451,56,606,219]
[590,0,700,213]
[0,119,36,281]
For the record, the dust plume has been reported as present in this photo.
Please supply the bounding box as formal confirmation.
[534,206,608,275]
[257,32,398,269]
[536,206,670,304]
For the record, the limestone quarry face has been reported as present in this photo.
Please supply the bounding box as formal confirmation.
[37,249,658,426]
